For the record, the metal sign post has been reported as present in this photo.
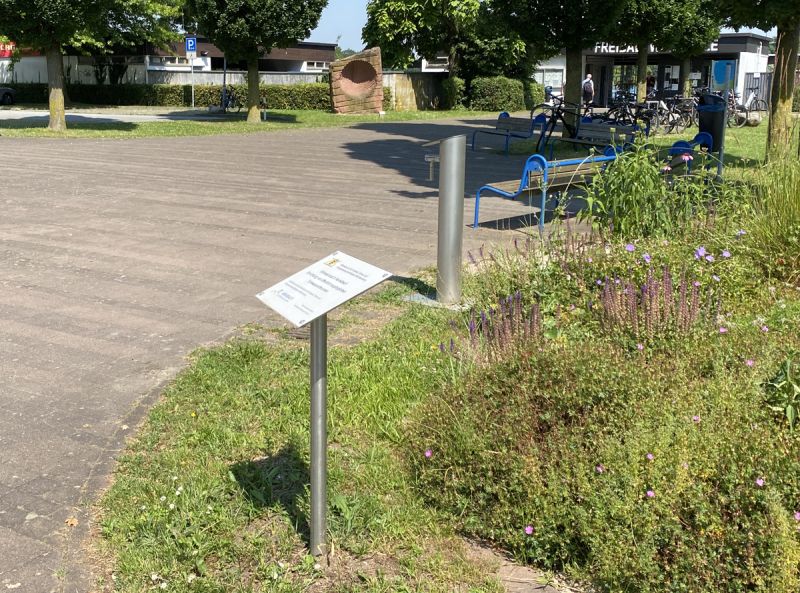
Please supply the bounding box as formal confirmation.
[256,252,391,559]
[309,314,327,556]
[185,37,197,108]
[718,62,733,177]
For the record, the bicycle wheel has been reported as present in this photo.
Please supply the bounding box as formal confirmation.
[750,99,769,123]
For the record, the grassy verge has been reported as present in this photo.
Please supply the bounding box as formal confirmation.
[507,122,769,166]
[95,288,505,592]
[0,108,489,139]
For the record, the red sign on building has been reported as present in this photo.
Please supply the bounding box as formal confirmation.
[0,41,15,58]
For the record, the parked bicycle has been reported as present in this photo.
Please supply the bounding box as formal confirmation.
[221,85,242,113]
[732,86,769,127]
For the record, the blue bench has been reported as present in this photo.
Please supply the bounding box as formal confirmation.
[472,111,548,155]
[473,150,618,230]
[666,132,714,171]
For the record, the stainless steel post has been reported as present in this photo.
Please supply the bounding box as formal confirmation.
[436,134,466,304]
[309,314,327,558]
[717,63,733,177]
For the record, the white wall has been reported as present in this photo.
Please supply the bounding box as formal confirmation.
[737,51,769,94]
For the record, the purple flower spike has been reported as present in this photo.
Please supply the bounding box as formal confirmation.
[719,327,728,334]
[595,464,605,474]
[692,415,701,423]
[722,250,731,258]
[424,449,433,459]
[646,490,655,498]
[755,477,765,487]
[745,359,755,367]
[524,525,534,535]
[439,343,445,353]
[694,246,706,260]
[625,243,635,252]
[643,253,652,264]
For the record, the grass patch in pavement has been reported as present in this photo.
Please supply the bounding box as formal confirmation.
[0,108,491,139]
[95,286,503,592]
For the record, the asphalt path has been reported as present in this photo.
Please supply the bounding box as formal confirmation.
[0,107,227,124]
[0,116,539,591]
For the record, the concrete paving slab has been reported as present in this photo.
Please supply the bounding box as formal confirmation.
[1,116,540,589]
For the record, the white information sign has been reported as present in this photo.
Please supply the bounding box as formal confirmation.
[256,251,392,327]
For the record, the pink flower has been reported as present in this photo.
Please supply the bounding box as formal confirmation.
[625,243,635,252]
[646,453,654,461]
[643,253,652,264]
[681,154,694,162]
[661,165,672,173]
[761,325,769,332]
[794,511,800,522]
[692,415,701,423]
[722,250,731,258]
[745,359,755,367]
[524,525,534,535]
[424,449,432,458]
[755,477,765,487]
[705,254,715,263]
[693,281,701,287]
[637,343,644,351]
[595,464,605,474]
[646,490,655,498]
[719,327,728,334]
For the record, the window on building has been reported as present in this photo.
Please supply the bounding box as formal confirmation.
[306,61,329,71]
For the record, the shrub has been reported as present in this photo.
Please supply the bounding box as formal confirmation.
[412,314,800,592]
[522,79,544,110]
[5,82,332,110]
[382,86,392,111]
[579,141,738,238]
[442,76,466,109]
[793,86,800,112]
[469,76,525,112]
[750,158,800,283]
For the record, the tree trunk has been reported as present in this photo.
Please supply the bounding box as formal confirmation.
[680,57,692,97]
[45,45,67,131]
[564,45,583,130]
[767,22,800,160]
[246,57,260,123]
[636,42,648,102]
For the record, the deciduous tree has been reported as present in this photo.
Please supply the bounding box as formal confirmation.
[191,0,327,123]
[720,0,799,157]
[0,0,181,130]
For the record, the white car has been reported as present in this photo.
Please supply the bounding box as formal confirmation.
[0,87,16,105]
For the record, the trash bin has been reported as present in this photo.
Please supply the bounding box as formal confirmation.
[697,94,725,152]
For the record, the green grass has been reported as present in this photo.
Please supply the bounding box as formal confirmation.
[0,108,488,139]
[507,122,769,166]
[95,290,504,592]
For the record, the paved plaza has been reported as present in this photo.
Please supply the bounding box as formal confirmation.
[0,116,536,591]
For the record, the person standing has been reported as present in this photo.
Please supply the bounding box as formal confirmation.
[581,73,594,106]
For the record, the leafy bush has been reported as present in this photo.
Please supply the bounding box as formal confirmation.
[469,76,525,112]
[5,82,332,110]
[522,79,544,110]
[579,141,738,238]
[412,300,800,592]
[382,86,392,111]
[751,159,800,283]
[442,76,466,109]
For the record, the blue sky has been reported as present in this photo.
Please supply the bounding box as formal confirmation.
[308,0,369,50]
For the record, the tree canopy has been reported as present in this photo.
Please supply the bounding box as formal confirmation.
[190,0,327,122]
[0,0,181,129]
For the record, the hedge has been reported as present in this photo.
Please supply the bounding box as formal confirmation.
[8,82,397,112]
[468,76,526,112]
[442,76,466,109]
[793,86,800,112]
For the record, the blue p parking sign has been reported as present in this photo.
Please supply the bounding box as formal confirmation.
[186,37,197,52]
